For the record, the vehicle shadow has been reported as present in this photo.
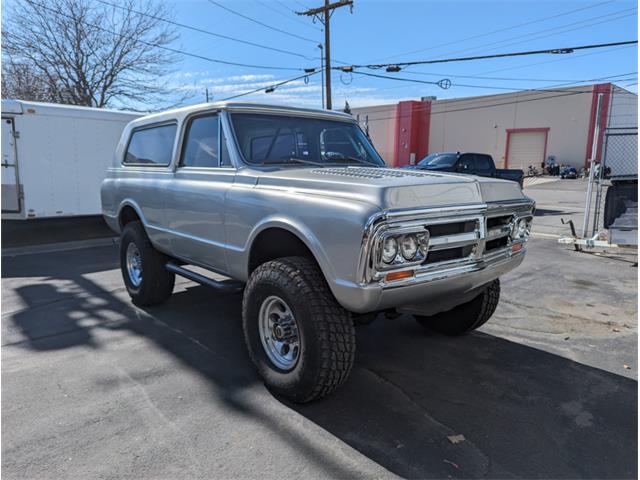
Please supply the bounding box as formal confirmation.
[3,247,637,479]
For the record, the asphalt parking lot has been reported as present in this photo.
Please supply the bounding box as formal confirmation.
[2,179,637,479]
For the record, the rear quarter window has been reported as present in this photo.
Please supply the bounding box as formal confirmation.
[124,123,177,166]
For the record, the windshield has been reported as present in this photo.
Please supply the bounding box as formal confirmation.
[230,113,385,167]
[418,153,457,168]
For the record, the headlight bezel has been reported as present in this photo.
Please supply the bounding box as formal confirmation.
[376,228,430,270]
[511,216,533,241]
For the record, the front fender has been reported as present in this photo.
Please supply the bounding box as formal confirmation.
[241,216,337,285]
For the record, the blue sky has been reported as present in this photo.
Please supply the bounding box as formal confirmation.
[167,0,637,109]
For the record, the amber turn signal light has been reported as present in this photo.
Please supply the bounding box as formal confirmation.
[511,243,523,253]
[385,270,414,282]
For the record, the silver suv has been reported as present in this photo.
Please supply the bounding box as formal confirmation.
[101,102,534,402]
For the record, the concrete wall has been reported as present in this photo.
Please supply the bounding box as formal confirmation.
[353,84,637,170]
[353,104,397,165]
[429,86,594,169]
[608,86,638,129]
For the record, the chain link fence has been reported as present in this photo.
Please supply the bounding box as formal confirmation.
[591,127,638,235]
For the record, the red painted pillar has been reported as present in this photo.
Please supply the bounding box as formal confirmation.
[393,100,431,167]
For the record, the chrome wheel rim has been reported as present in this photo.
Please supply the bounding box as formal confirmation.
[125,242,142,287]
[258,295,300,371]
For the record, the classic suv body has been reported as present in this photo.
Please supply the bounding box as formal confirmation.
[102,102,534,315]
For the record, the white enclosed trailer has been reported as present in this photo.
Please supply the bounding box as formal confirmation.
[1,100,140,219]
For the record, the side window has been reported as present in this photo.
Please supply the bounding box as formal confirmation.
[124,124,177,165]
[475,155,493,174]
[181,114,219,168]
[457,154,474,172]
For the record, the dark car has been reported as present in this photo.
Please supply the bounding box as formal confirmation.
[560,166,578,179]
[405,152,524,187]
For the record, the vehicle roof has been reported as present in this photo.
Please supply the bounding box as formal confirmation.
[429,151,492,156]
[127,101,356,128]
[1,99,141,120]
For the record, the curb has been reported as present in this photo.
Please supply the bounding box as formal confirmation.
[2,237,118,257]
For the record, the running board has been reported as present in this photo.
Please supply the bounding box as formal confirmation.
[166,262,244,293]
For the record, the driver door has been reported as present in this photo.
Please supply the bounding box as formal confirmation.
[164,112,235,273]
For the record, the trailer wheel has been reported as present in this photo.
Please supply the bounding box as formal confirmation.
[415,279,500,336]
[120,221,175,306]
[242,256,355,403]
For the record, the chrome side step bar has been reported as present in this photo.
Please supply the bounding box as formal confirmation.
[166,262,244,293]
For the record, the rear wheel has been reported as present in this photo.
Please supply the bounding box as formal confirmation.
[415,279,500,336]
[242,256,355,403]
[120,221,175,306]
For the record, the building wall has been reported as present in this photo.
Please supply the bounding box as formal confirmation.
[354,104,397,165]
[608,86,638,129]
[429,86,594,169]
[353,84,637,170]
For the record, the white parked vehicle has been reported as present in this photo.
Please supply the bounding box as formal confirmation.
[1,99,140,219]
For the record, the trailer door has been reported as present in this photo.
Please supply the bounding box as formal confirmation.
[2,117,21,213]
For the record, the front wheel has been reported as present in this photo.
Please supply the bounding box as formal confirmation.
[242,256,355,403]
[415,279,500,336]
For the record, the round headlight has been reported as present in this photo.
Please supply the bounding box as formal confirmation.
[399,234,418,260]
[382,237,398,264]
[517,219,529,238]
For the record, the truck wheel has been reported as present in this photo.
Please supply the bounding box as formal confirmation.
[120,221,175,306]
[242,256,355,403]
[415,279,500,336]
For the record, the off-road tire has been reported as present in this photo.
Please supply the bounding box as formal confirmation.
[242,256,355,403]
[120,221,175,306]
[415,279,500,336]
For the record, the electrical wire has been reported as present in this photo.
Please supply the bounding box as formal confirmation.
[343,40,638,70]
[425,8,636,61]
[27,0,304,71]
[207,0,318,44]
[95,0,316,60]
[350,70,637,93]
[371,0,617,62]
[220,70,323,101]
[255,0,323,31]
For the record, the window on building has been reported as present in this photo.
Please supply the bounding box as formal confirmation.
[181,115,219,168]
[124,123,177,166]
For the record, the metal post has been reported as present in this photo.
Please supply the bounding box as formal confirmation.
[582,93,604,237]
[324,0,332,110]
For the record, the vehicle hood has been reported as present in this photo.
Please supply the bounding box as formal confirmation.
[250,166,526,209]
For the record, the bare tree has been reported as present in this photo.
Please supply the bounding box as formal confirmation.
[2,0,184,108]
[1,58,69,103]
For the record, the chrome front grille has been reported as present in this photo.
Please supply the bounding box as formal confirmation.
[359,201,534,284]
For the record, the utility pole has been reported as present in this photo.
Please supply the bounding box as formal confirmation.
[297,0,353,110]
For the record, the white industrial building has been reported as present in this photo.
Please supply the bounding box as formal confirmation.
[352,83,637,170]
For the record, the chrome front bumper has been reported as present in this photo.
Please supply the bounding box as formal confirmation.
[332,246,525,313]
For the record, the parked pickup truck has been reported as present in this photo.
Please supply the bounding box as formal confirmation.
[101,103,534,402]
[405,152,525,186]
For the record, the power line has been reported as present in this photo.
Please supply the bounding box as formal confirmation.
[372,0,616,62]
[255,0,323,31]
[29,0,304,71]
[207,0,318,44]
[350,70,637,92]
[341,40,638,70]
[477,43,636,75]
[95,0,316,60]
[220,70,323,101]
[425,7,636,61]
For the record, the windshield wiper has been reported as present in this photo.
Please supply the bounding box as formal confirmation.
[261,157,325,166]
[325,155,376,166]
